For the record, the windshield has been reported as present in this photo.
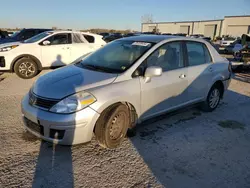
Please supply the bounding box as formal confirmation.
[79,40,153,73]
[10,30,21,38]
[23,32,52,43]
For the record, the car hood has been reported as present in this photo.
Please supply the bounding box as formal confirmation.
[0,41,21,48]
[32,65,118,99]
[0,38,18,44]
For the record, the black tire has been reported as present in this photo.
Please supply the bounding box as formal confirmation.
[201,84,222,112]
[94,104,130,148]
[14,58,38,79]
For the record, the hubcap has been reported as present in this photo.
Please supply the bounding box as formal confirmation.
[109,112,126,140]
[19,62,35,77]
[209,88,220,108]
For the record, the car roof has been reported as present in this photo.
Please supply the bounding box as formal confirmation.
[81,32,103,38]
[119,34,179,43]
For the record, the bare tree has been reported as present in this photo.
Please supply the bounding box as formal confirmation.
[141,14,154,23]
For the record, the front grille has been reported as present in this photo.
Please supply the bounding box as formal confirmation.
[29,92,59,109]
[24,117,44,135]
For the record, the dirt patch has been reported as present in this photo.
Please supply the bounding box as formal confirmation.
[174,116,196,125]
[218,120,245,130]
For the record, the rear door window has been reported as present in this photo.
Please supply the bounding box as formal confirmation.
[83,34,95,43]
[186,42,211,66]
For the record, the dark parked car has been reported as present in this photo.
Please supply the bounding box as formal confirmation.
[98,32,110,38]
[123,33,141,37]
[161,33,172,35]
[173,33,187,37]
[0,28,52,44]
[103,33,123,42]
[0,30,9,39]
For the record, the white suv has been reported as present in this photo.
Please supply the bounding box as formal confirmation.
[0,30,106,78]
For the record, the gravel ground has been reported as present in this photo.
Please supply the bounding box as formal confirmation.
[0,67,250,188]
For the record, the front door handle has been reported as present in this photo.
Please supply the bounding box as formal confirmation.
[179,74,186,79]
[62,47,70,50]
[209,67,213,72]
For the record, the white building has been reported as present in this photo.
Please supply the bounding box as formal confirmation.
[141,15,250,39]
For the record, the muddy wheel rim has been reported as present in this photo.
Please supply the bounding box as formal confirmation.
[209,88,220,108]
[19,62,35,77]
[109,112,126,140]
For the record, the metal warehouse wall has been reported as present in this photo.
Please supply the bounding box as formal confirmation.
[157,22,193,34]
[193,20,222,37]
[142,15,250,38]
[222,16,250,37]
[141,23,157,32]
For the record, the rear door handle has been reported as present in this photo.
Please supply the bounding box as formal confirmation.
[179,74,186,79]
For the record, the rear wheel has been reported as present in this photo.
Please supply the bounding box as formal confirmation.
[201,84,222,112]
[14,58,38,79]
[94,104,130,148]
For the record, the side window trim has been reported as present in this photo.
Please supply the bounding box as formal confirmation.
[68,33,72,44]
[147,40,185,72]
[202,43,213,63]
[181,41,188,67]
[132,40,186,77]
[40,33,70,45]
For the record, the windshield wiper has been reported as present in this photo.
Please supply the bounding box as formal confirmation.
[80,64,121,73]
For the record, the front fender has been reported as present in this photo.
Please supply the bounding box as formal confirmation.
[89,78,141,117]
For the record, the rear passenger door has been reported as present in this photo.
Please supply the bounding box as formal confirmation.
[185,41,214,102]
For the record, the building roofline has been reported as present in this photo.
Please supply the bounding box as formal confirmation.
[142,19,223,25]
[224,15,250,18]
[142,14,250,25]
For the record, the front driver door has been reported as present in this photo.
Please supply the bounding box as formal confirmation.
[139,41,188,120]
[40,33,72,67]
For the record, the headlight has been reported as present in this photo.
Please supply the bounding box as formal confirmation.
[49,91,96,114]
[0,45,19,52]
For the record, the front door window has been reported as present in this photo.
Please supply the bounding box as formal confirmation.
[147,42,184,71]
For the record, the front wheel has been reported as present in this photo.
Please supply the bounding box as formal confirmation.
[14,58,38,79]
[94,104,130,148]
[201,84,222,112]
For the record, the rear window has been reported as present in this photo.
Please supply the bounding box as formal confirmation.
[83,34,95,43]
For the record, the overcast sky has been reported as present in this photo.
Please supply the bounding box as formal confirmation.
[1,0,250,31]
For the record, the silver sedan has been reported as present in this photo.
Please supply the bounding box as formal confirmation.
[21,35,231,148]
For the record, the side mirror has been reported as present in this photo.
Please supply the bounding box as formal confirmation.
[144,66,162,83]
[144,66,162,77]
[43,40,50,46]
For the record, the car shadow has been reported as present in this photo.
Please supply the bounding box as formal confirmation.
[50,55,66,69]
[30,62,85,188]
[32,142,74,187]
[129,89,250,188]
[232,66,250,83]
